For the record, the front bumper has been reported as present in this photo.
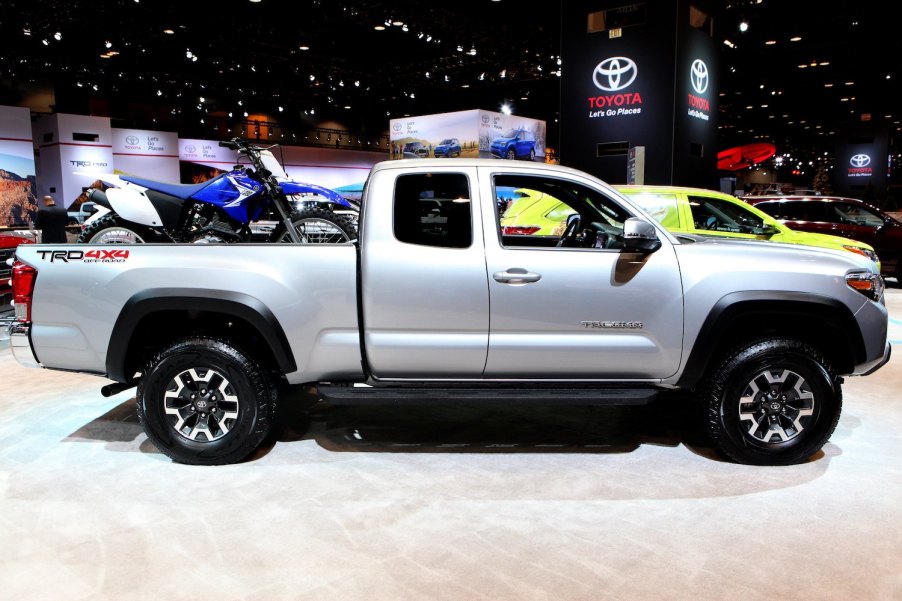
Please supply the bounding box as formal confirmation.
[856,341,891,376]
[7,322,40,368]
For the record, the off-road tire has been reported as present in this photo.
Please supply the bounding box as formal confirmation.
[270,206,357,243]
[136,337,278,465]
[77,213,156,244]
[699,337,842,465]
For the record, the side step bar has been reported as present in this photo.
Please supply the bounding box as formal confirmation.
[316,385,658,406]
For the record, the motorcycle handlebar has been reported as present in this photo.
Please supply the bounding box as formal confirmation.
[218,139,240,150]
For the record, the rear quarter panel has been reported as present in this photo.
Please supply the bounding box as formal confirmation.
[17,243,362,384]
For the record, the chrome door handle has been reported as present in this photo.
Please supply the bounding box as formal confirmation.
[493,268,542,284]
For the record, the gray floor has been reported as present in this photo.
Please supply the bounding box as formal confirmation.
[1,288,901,601]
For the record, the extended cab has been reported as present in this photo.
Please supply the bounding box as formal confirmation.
[6,158,891,466]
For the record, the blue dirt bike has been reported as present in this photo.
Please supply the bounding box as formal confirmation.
[78,138,357,244]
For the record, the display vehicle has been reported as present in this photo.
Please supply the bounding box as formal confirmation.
[616,185,880,266]
[745,194,902,281]
[6,156,891,467]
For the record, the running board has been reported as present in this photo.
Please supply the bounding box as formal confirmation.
[315,385,658,406]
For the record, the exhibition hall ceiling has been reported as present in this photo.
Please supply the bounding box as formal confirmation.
[0,0,898,164]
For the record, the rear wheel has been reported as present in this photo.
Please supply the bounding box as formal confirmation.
[528,148,536,161]
[270,206,356,243]
[699,337,841,465]
[136,337,277,465]
[77,213,155,244]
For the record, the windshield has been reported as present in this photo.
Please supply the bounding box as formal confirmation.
[501,129,522,138]
[440,139,454,145]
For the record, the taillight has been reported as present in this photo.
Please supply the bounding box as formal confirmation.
[501,225,541,235]
[11,260,37,322]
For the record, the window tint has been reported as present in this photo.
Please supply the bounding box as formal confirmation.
[494,174,630,249]
[758,200,828,221]
[393,173,472,248]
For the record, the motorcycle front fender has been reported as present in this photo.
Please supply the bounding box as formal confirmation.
[106,186,165,227]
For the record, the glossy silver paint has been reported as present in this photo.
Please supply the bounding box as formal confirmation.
[10,158,890,387]
[17,243,363,385]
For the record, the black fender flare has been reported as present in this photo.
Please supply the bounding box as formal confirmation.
[676,290,865,388]
[106,288,296,383]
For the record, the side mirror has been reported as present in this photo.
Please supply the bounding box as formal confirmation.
[622,217,662,253]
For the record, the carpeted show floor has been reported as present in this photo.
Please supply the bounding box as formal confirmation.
[1,287,900,601]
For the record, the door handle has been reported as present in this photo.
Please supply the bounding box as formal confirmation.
[493,268,542,285]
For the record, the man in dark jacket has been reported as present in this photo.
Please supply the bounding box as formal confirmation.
[32,195,69,243]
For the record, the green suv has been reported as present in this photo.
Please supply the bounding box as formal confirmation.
[614,185,880,267]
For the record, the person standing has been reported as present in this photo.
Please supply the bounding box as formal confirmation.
[32,195,69,243]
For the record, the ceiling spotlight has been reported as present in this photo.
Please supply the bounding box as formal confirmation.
[105,41,112,49]
[299,45,309,51]
[374,25,385,31]
[426,35,432,42]
[163,29,175,34]
[278,106,283,111]
[53,32,62,41]
[739,20,749,32]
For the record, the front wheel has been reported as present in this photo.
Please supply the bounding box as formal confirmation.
[270,206,357,243]
[136,337,278,465]
[700,337,842,465]
[506,148,516,160]
[77,213,156,244]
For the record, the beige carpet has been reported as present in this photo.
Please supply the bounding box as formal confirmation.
[1,288,900,601]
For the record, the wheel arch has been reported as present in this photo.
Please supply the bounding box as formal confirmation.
[677,291,866,388]
[106,288,296,383]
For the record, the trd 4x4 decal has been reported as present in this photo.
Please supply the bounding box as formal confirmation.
[37,249,131,263]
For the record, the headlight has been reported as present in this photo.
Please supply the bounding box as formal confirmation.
[842,245,879,263]
[846,272,884,301]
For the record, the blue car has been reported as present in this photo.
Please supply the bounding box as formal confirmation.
[490,128,537,160]
[433,138,462,158]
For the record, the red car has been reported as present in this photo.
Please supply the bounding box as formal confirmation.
[745,194,902,282]
[1,232,35,311]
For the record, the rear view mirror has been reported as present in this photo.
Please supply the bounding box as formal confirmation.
[622,217,661,253]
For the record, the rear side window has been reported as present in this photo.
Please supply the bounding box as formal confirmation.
[625,192,680,229]
[393,173,472,248]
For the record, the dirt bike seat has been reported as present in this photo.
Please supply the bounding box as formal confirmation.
[120,175,213,200]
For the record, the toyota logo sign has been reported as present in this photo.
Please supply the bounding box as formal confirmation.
[690,59,709,94]
[593,57,638,92]
[125,135,140,146]
[850,154,871,167]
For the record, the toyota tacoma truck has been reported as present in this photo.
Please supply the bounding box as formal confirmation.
[6,157,891,466]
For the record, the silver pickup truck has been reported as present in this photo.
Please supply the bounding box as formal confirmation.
[6,158,891,466]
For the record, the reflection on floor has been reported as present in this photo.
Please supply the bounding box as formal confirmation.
[0,290,900,601]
